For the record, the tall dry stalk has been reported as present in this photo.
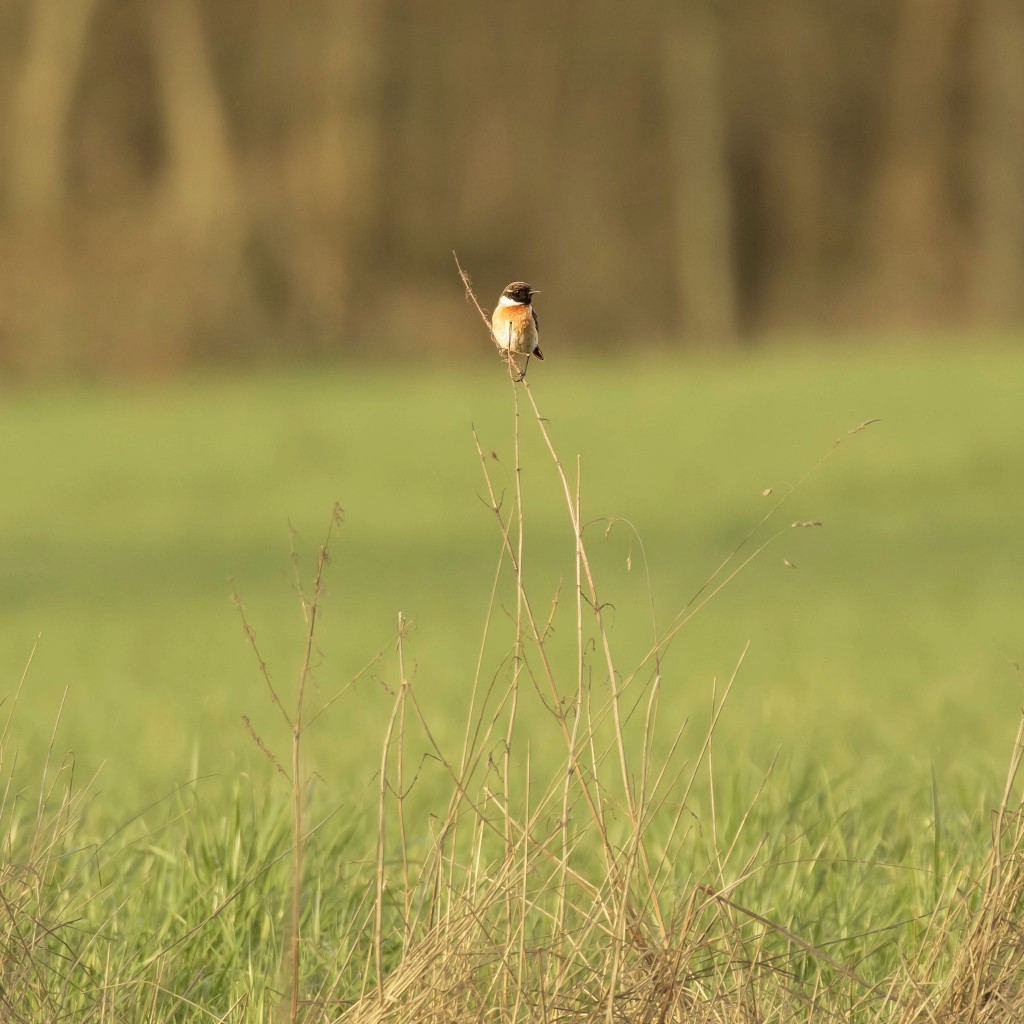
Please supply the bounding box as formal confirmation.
[236,503,348,1024]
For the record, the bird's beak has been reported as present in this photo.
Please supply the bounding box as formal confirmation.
[529,289,540,296]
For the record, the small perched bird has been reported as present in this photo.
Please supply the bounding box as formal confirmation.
[491,281,543,380]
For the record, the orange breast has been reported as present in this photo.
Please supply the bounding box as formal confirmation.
[491,305,537,354]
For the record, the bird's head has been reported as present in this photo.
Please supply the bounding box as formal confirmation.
[501,281,538,305]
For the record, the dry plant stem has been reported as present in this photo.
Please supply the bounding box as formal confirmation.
[235,596,292,732]
[453,251,492,339]
[522,379,667,939]
[289,509,338,1024]
[289,759,302,1018]
[235,504,342,1024]
[420,553,526,933]
[396,615,411,947]
[401,639,605,905]
[459,522,508,775]
[557,460,587,941]
[499,373,526,1009]
[508,743,531,1023]
[306,642,389,730]
[471,430,615,872]
[374,693,395,1003]
[506,382,525,860]
[422,523,510,939]
[522,380,633,814]
[376,615,410,1001]
[418,652,523,943]
[708,679,722,884]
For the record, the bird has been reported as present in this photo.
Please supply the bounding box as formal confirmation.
[490,281,543,381]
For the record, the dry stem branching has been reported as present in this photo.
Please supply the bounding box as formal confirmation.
[236,502,392,1024]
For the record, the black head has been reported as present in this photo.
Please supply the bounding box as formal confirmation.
[502,281,537,305]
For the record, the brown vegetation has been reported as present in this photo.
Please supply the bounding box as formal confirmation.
[1,0,1022,371]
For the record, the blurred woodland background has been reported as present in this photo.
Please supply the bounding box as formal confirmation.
[0,0,1022,375]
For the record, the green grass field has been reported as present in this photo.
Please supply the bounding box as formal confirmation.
[3,343,1023,1021]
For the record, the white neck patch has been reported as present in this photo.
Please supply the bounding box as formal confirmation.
[499,294,525,307]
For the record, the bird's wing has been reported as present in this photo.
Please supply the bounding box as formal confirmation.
[531,308,544,358]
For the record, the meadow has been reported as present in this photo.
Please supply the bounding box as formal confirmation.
[2,342,1023,1021]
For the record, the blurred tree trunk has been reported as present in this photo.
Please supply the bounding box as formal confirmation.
[369,0,410,276]
[758,3,827,328]
[661,0,737,343]
[147,0,247,358]
[864,0,962,323]
[7,0,102,220]
[259,0,384,346]
[970,0,1024,325]
[150,0,240,239]
[325,1,383,301]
